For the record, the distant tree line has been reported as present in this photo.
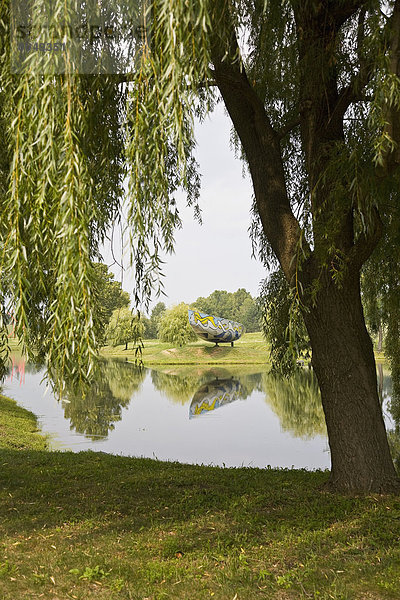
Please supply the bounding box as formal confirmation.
[139,288,261,343]
[99,270,261,348]
[193,288,261,333]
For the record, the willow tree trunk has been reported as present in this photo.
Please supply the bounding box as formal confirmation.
[303,272,399,492]
[209,1,400,493]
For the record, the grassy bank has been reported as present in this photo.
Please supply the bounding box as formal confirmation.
[10,333,387,366]
[102,332,387,366]
[102,332,270,365]
[1,395,400,599]
[0,394,48,451]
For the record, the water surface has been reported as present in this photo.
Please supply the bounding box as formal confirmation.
[2,356,395,471]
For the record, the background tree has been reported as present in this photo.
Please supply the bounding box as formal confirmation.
[238,295,261,333]
[106,308,144,351]
[92,263,131,345]
[194,288,261,332]
[158,303,197,347]
[145,302,167,339]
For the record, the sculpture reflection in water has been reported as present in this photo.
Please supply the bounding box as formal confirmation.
[59,360,145,440]
[188,368,327,438]
[189,378,242,418]
[151,368,262,404]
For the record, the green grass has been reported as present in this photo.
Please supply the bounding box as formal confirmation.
[0,395,48,451]
[102,331,270,365]
[1,395,400,599]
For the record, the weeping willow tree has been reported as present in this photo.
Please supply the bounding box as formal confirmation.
[1,0,400,492]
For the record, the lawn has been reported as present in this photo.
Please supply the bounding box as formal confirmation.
[1,394,400,600]
[101,332,270,365]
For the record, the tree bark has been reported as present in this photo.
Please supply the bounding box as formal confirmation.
[303,270,399,492]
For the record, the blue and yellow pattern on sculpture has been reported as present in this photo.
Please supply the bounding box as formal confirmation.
[188,309,245,343]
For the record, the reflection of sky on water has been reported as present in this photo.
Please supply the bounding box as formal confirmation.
[1,357,394,471]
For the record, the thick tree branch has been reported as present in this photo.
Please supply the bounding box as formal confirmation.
[329,0,370,28]
[277,113,301,140]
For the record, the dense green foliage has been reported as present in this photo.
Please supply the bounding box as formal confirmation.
[258,270,311,374]
[361,212,400,415]
[144,302,167,339]
[158,303,197,346]
[0,1,396,382]
[0,32,125,384]
[193,288,261,332]
[93,263,130,344]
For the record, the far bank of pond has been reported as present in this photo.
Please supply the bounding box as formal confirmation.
[101,332,271,365]
[9,333,386,366]
[101,331,387,366]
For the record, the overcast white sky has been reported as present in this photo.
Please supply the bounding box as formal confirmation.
[102,102,267,312]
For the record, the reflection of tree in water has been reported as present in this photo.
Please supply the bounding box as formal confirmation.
[60,361,145,439]
[375,364,400,471]
[151,369,264,405]
[263,370,326,439]
[151,370,206,404]
[377,363,392,405]
[106,360,145,403]
[237,373,263,399]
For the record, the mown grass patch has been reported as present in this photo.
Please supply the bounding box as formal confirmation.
[102,332,270,365]
[0,394,399,599]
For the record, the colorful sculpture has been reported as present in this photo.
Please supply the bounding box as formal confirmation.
[188,309,245,344]
[189,378,241,418]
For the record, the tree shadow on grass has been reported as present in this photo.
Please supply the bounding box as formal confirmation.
[0,448,372,539]
[1,448,399,590]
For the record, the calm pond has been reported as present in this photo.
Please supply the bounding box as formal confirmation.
[2,355,395,471]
